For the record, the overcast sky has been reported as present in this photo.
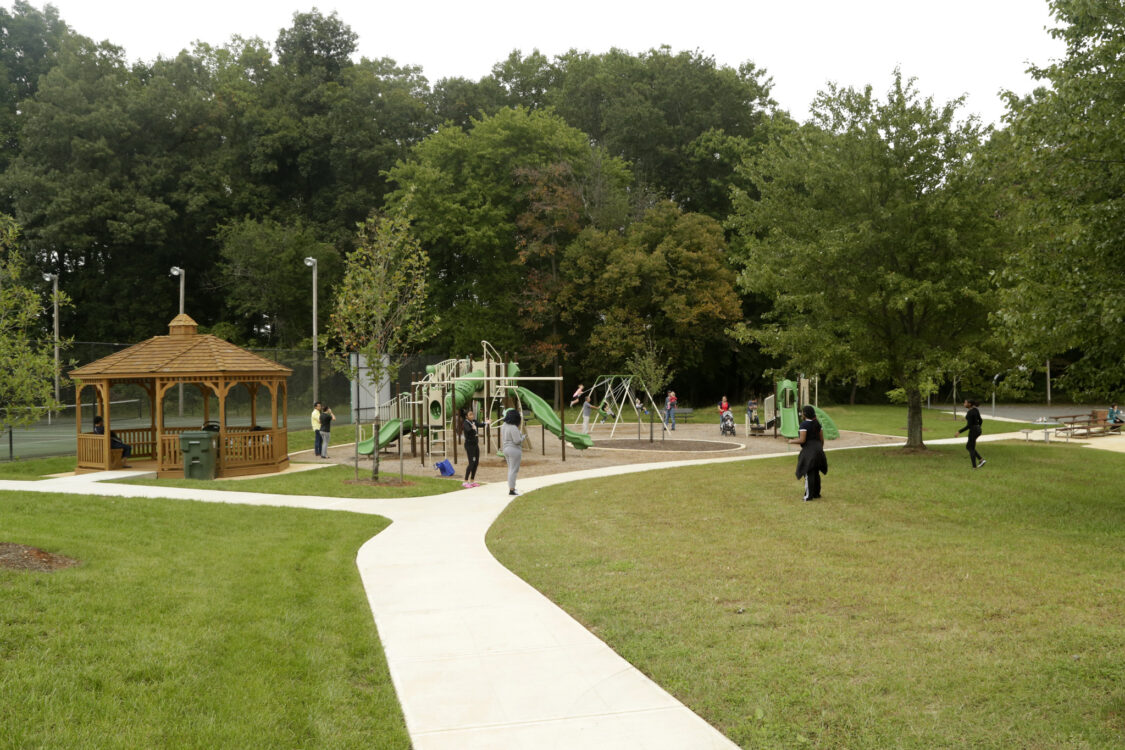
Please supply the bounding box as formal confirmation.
[32,0,1064,125]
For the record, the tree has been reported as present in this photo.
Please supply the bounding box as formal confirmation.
[2,38,230,341]
[995,0,1125,398]
[215,217,339,346]
[729,72,1001,448]
[566,201,741,375]
[0,214,64,429]
[329,209,436,480]
[625,337,675,400]
[0,1,71,184]
[551,47,775,217]
[386,106,631,357]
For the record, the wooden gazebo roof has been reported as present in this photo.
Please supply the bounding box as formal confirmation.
[70,315,292,380]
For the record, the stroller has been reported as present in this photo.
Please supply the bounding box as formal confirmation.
[720,409,736,437]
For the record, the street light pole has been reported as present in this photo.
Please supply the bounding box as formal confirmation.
[304,257,318,404]
[170,266,185,314]
[42,273,59,421]
[170,266,185,416]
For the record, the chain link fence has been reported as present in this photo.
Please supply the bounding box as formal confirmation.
[1,343,353,462]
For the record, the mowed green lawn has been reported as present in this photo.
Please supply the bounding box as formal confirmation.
[0,493,410,749]
[488,442,1125,748]
[822,404,1043,438]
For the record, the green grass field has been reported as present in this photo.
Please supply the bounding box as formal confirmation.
[821,404,1042,438]
[488,442,1125,748]
[0,492,409,749]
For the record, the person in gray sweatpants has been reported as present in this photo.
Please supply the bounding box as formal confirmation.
[501,409,523,496]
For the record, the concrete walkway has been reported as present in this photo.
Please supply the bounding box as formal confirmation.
[3,430,1120,748]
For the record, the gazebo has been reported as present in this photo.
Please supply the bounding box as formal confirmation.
[70,314,292,478]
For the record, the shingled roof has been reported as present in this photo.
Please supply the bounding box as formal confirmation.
[70,315,293,380]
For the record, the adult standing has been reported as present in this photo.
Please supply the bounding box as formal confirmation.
[581,395,592,434]
[665,390,678,431]
[789,405,827,501]
[310,402,323,458]
[501,409,524,496]
[318,404,335,458]
[462,408,489,486]
[957,398,986,468]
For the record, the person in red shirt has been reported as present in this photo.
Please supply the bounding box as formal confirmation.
[718,396,730,414]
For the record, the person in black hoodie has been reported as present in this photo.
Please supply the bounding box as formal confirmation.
[957,398,986,468]
[789,405,828,501]
[461,408,490,486]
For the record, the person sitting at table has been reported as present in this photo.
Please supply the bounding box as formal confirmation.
[1109,403,1123,431]
[92,416,132,467]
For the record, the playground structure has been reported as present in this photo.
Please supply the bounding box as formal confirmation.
[357,342,592,463]
[572,374,666,438]
[773,378,839,440]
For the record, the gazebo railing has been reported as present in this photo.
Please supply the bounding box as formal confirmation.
[77,428,155,467]
[159,427,286,475]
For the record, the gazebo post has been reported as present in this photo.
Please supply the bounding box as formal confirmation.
[156,379,167,471]
[98,382,111,469]
[248,383,259,427]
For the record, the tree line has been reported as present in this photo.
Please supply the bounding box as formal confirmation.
[1,0,1121,433]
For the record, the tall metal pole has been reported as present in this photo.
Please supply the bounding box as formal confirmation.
[170,267,185,417]
[305,257,319,404]
[43,273,60,416]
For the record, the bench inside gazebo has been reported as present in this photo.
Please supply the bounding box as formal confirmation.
[69,314,292,478]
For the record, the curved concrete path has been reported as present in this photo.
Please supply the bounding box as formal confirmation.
[3,430,1111,748]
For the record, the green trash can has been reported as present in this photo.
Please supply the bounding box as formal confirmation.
[180,430,218,480]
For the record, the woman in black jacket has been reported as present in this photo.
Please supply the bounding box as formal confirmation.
[957,399,986,469]
[461,409,490,486]
[789,405,828,501]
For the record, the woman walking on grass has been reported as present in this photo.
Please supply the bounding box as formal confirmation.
[957,398,986,469]
[501,409,524,496]
[789,405,827,501]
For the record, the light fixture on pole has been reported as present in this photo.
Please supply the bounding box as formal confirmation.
[169,266,185,314]
[304,257,318,404]
[170,266,185,416]
[42,272,60,419]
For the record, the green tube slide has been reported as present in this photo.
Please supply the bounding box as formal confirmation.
[778,379,800,438]
[357,418,413,456]
[514,386,593,450]
[439,369,485,420]
[812,406,839,440]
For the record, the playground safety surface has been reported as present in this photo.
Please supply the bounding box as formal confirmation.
[320,421,902,484]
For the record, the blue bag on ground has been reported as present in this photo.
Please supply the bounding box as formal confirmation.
[435,459,454,477]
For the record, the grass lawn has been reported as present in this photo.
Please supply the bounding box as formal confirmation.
[0,492,409,749]
[488,442,1125,748]
[117,464,464,499]
[0,455,76,479]
[822,404,1043,437]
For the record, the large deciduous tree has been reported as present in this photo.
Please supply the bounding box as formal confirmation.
[215,218,339,346]
[0,1,71,184]
[566,200,741,375]
[386,106,631,357]
[2,38,228,342]
[729,72,1001,447]
[552,47,775,217]
[996,0,1125,398]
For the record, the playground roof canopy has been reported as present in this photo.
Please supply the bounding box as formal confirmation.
[70,314,292,380]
